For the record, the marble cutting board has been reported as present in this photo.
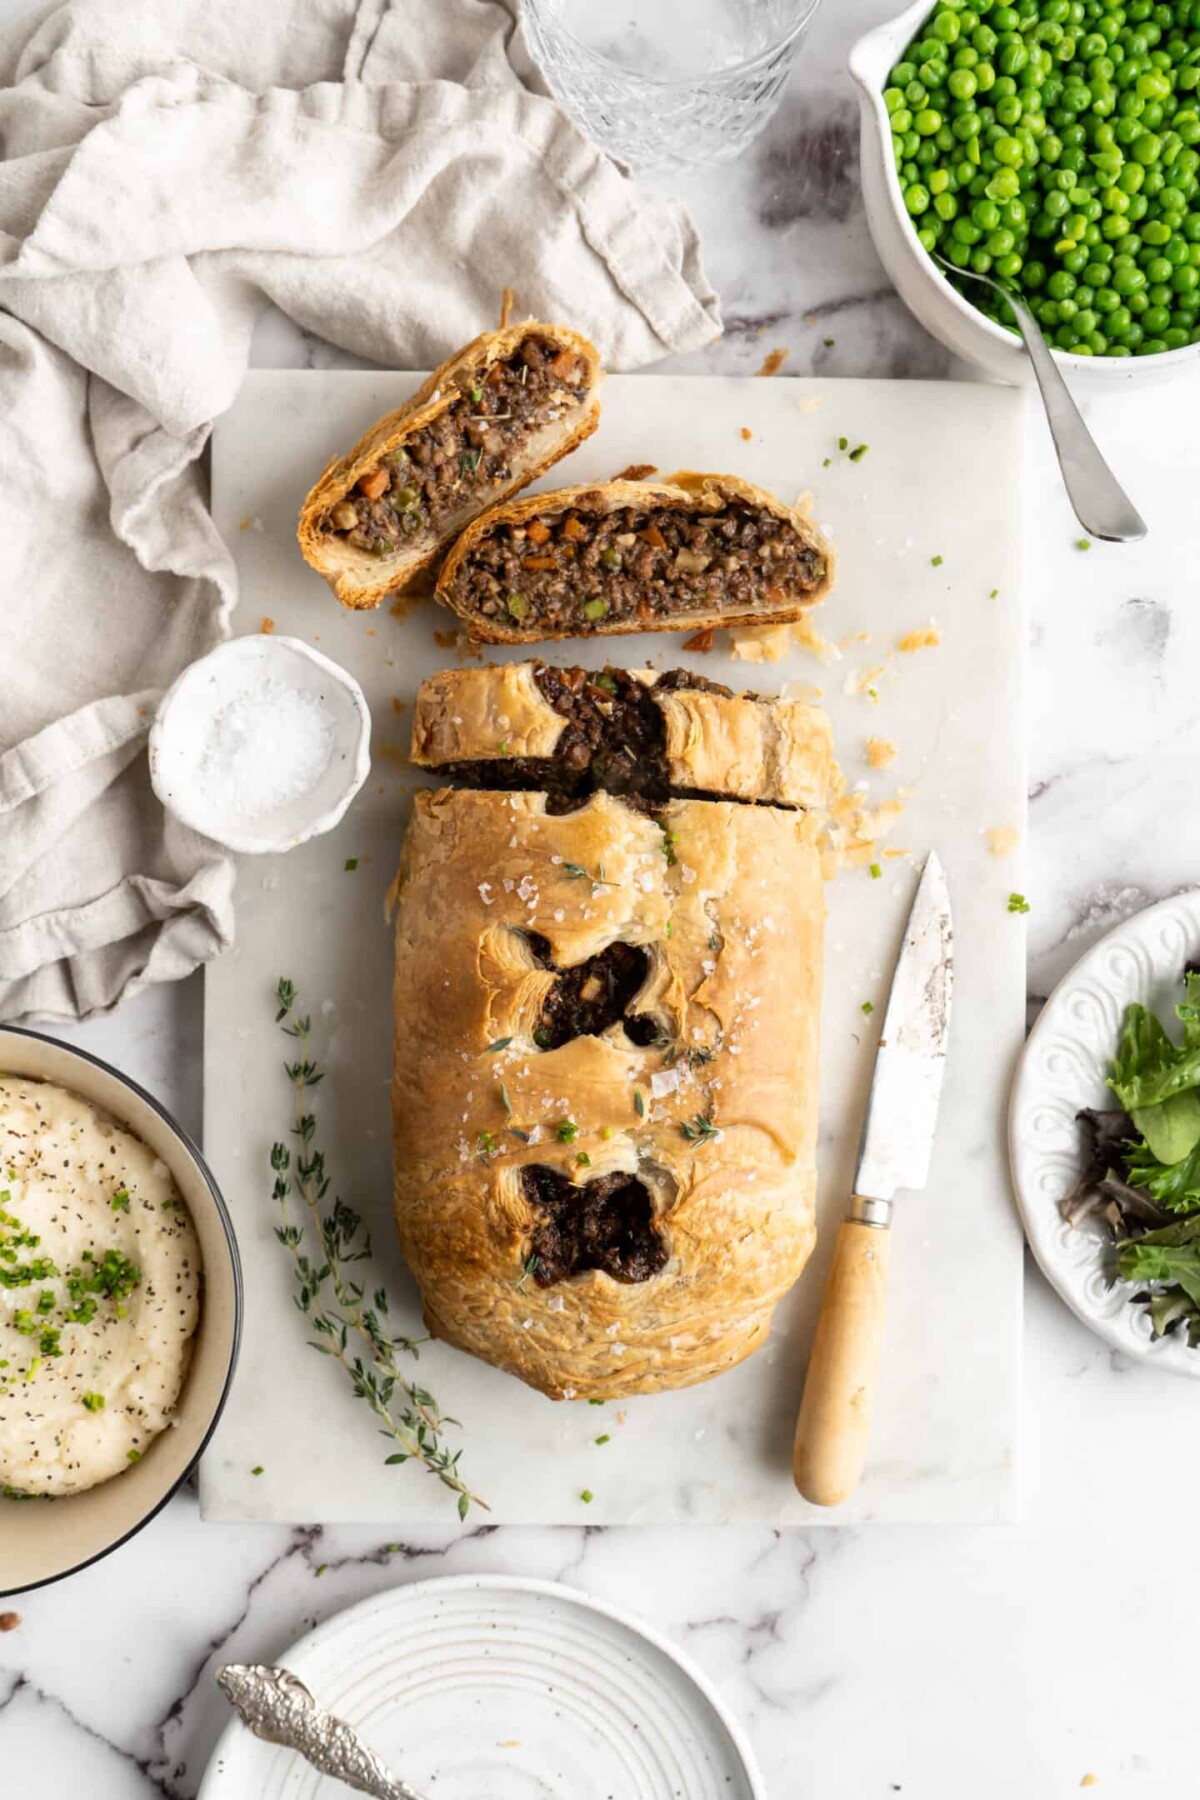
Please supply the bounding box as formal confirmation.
[201,371,1026,1526]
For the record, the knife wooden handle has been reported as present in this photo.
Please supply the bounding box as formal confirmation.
[792,1216,891,1507]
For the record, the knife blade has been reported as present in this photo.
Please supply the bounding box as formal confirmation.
[793,851,954,1507]
[853,849,954,1211]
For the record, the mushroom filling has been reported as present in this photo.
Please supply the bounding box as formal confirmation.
[523,1165,667,1287]
[440,664,766,815]
[318,336,590,555]
[445,495,827,630]
[525,934,655,1050]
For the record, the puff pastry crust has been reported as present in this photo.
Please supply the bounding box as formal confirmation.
[434,471,835,642]
[390,778,825,1401]
[411,661,833,810]
[298,322,602,611]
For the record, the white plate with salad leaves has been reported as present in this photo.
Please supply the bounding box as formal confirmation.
[1011,889,1200,1375]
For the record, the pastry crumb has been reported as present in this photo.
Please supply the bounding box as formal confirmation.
[682,627,715,653]
[378,743,409,765]
[897,625,941,653]
[792,488,815,517]
[259,616,275,634]
[728,622,792,664]
[498,1740,521,1749]
[391,696,407,715]
[1080,1777,1100,1789]
[984,825,1019,859]
[0,1612,20,1632]
[613,462,658,482]
[781,681,824,702]
[238,516,252,531]
[797,394,822,414]
[433,629,458,648]
[756,346,789,377]
[821,766,907,880]
[739,426,753,441]
[844,664,886,698]
[866,737,897,770]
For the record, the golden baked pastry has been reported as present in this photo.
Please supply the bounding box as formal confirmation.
[390,663,829,1401]
[434,471,834,642]
[410,660,833,811]
[298,322,602,610]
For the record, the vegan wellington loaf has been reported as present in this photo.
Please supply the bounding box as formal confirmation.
[298,321,602,609]
[390,661,830,1400]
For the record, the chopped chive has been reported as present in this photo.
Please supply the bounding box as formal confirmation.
[837,436,849,451]
[81,1392,105,1412]
[251,1464,264,1476]
[861,1001,874,1015]
[823,337,835,347]
[822,457,832,467]
[849,443,869,462]
[580,1489,594,1504]
[1007,892,1031,914]
[931,554,944,568]
[989,588,999,599]
[344,857,358,871]
[1076,538,1091,551]
[588,1398,605,1406]
[556,1119,578,1144]
[594,1434,611,1445]
[869,862,882,879]
[111,1189,130,1212]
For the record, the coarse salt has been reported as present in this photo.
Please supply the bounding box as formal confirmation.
[195,678,334,817]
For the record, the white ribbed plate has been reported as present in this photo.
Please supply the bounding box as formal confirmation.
[1010,889,1200,1376]
[198,1575,764,1800]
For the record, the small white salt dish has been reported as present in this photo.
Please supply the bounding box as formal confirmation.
[149,636,370,854]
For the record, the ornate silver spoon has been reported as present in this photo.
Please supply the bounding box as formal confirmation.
[934,253,1147,543]
[216,1663,427,1800]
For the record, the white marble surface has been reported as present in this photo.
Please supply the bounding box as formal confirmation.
[6,1,1200,1794]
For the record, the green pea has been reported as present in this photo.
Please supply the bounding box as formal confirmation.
[949,67,978,99]
[904,183,931,215]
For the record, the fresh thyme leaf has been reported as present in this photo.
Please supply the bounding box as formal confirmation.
[508,1126,532,1145]
[486,1036,512,1054]
[563,861,615,895]
[681,1113,720,1146]
[271,978,485,1520]
[498,1082,513,1117]
[516,1253,540,1292]
[634,1089,645,1119]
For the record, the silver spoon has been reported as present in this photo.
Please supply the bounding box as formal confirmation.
[216,1663,427,1800]
[933,253,1147,543]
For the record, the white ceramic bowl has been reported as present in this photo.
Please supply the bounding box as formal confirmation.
[0,1029,242,1594]
[851,1,1200,385]
[149,636,371,855]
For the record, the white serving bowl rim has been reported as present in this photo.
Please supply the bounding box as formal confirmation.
[850,0,1200,381]
[148,635,371,856]
[0,1028,242,1595]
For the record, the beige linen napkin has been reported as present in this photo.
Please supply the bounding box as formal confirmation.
[0,0,720,1023]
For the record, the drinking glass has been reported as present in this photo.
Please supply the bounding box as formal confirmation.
[522,0,823,171]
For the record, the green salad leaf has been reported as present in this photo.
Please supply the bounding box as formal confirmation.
[1117,1214,1200,1312]
[1110,979,1200,1112]
[1131,1091,1200,1166]
[1125,1132,1200,1214]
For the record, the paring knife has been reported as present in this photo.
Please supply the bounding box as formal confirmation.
[793,851,954,1508]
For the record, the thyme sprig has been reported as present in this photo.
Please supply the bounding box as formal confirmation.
[271,979,485,1521]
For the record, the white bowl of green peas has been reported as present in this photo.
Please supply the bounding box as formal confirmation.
[852,0,1200,383]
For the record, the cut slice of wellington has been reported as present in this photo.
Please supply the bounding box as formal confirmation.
[434,471,834,642]
[298,322,602,611]
[389,661,829,1401]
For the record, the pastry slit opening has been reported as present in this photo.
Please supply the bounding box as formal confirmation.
[524,934,657,1050]
[522,1165,668,1287]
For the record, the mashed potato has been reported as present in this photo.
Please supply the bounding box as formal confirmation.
[0,1077,201,1497]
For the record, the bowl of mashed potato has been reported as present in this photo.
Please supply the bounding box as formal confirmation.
[0,1029,241,1594]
